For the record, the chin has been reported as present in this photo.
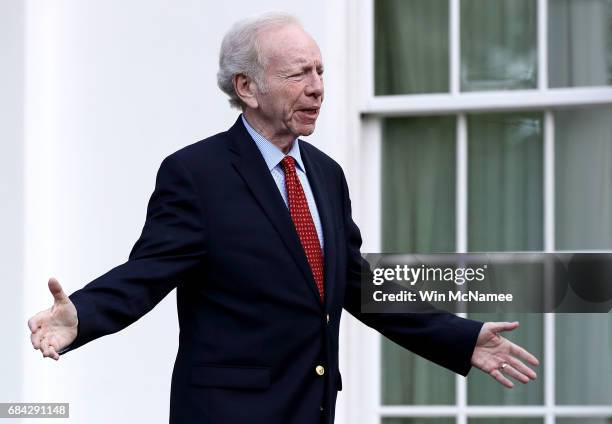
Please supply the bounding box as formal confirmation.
[297,124,316,137]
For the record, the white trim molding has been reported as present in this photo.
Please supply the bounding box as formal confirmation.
[363,87,612,116]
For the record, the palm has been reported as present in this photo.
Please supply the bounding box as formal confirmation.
[28,278,78,360]
[471,321,540,388]
[473,328,505,357]
[44,301,77,342]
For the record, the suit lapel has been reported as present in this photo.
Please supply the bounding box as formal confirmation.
[300,144,337,310]
[227,117,324,308]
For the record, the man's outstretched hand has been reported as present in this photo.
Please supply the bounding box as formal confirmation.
[471,321,540,388]
[28,278,78,361]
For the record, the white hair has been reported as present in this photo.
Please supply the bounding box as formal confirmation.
[217,12,302,109]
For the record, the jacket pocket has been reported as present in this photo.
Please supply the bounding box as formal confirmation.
[190,364,271,390]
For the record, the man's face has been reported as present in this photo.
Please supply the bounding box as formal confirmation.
[252,25,324,140]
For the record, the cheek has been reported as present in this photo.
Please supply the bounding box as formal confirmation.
[285,88,305,112]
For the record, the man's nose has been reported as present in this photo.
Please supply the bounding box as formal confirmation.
[305,72,323,98]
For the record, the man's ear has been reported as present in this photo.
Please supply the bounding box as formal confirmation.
[233,74,259,109]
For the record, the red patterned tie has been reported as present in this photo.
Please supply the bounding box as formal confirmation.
[281,156,324,300]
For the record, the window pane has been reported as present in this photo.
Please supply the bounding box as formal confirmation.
[556,314,612,404]
[549,0,612,87]
[383,419,455,424]
[469,419,543,424]
[381,338,455,405]
[555,107,612,250]
[381,116,456,405]
[557,418,612,424]
[468,113,544,252]
[382,117,456,253]
[375,0,449,94]
[554,107,612,405]
[461,0,537,91]
[466,112,544,405]
[467,312,544,405]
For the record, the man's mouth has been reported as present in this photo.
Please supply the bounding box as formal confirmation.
[297,108,320,120]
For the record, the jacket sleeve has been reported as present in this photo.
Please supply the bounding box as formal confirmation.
[339,170,483,376]
[59,155,207,354]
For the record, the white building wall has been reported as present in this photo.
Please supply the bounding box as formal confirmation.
[0,0,25,409]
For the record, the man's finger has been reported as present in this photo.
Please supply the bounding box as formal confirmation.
[489,321,520,334]
[490,369,514,388]
[31,332,42,349]
[28,316,40,332]
[510,343,540,366]
[28,310,48,332]
[507,356,537,380]
[48,278,69,304]
[40,337,50,357]
[42,337,57,359]
[500,364,530,384]
[48,345,59,361]
[46,334,61,352]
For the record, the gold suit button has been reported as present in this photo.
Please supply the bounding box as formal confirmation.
[315,365,325,376]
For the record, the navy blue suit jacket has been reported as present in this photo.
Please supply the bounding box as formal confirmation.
[62,115,483,423]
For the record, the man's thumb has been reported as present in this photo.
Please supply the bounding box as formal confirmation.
[490,321,520,333]
[48,278,68,304]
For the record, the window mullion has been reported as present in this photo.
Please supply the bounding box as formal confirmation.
[544,110,555,424]
[456,113,468,255]
[360,115,383,424]
[544,110,555,252]
[362,0,375,107]
[545,312,556,424]
[538,0,549,91]
[456,112,468,424]
[450,0,461,95]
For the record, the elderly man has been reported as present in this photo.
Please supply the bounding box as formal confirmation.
[28,12,538,424]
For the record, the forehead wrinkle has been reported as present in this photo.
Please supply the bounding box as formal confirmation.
[280,55,323,71]
[259,26,323,74]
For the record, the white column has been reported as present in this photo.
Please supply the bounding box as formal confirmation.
[0,0,26,407]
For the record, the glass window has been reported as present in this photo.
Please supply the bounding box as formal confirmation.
[381,116,456,405]
[375,0,449,95]
[461,0,537,91]
[466,112,544,405]
[373,1,612,421]
[555,314,612,405]
[467,113,544,252]
[381,339,456,405]
[468,419,543,424]
[383,419,455,424]
[555,107,612,250]
[382,117,456,253]
[549,0,612,87]
[555,120,612,406]
[468,311,544,405]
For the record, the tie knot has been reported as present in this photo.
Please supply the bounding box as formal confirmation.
[281,156,296,175]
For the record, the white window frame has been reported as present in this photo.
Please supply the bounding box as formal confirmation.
[341,0,612,423]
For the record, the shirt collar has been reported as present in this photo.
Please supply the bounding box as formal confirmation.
[241,114,306,173]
